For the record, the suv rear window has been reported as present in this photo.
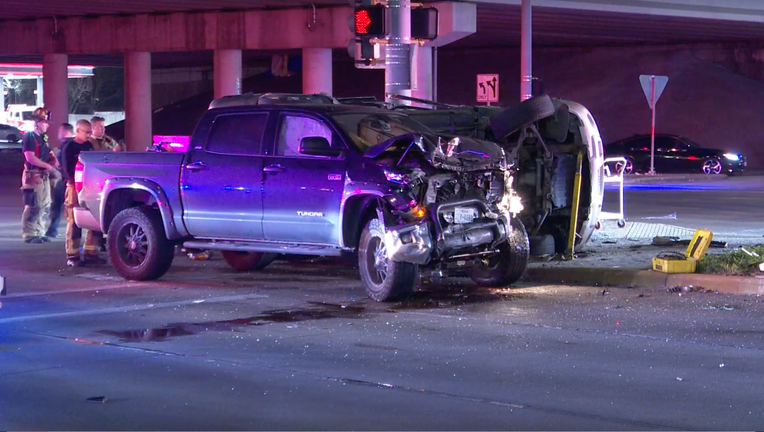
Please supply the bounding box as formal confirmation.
[207,113,268,155]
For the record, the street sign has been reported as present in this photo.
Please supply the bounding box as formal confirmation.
[477,74,499,104]
[639,75,668,109]
[639,75,669,175]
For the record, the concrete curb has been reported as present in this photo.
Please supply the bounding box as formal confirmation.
[524,267,764,295]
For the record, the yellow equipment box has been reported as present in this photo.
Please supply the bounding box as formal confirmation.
[652,229,713,274]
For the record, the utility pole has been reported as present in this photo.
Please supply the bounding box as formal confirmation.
[385,0,412,105]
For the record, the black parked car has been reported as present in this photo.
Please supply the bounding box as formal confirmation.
[605,134,746,175]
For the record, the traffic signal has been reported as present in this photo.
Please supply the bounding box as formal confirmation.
[354,5,388,37]
[411,7,438,41]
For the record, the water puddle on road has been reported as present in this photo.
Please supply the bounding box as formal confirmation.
[95,302,372,343]
[94,289,532,343]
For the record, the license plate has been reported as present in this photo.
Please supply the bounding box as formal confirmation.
[454,207,479,224]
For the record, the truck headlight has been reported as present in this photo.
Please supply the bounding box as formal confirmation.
[723,153,740,161]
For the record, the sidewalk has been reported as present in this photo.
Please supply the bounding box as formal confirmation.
[525,220,764,295]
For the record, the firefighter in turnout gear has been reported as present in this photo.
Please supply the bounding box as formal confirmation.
[89,116,124,152]
[21,107,60,244]
[60,119,104,267]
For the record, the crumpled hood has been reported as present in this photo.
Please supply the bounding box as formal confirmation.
[363,132,506,172]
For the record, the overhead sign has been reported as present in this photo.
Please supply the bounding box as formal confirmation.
[639,75,668,109]
[477,74,499,103]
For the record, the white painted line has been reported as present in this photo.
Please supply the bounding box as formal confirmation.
[0,293,269,324]
[3,283,151,299]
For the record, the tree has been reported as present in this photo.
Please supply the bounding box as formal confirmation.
[69,78,94,114]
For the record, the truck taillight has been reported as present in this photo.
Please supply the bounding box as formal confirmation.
[74,160,84,193]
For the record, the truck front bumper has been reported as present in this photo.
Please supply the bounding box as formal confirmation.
[384,199,511,265]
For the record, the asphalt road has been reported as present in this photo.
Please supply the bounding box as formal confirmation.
[605,175,764,236]
[1,153,764,430]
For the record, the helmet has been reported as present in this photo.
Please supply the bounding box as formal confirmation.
[31,107,51,122]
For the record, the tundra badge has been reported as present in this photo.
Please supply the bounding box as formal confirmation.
[297,211,324,217]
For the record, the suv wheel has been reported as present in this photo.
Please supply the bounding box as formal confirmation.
[221,251,277,272]
[108,207,174,281]
[467,218,529,287]
[358,218,418,302]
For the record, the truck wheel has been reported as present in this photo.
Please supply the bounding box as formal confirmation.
[468,218,529,287]
[108,207,174,281]
[221,251,277,272]
[358,218,418,302]
[489,95,556,139]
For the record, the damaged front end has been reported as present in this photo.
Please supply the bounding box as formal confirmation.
[365,133,523,267]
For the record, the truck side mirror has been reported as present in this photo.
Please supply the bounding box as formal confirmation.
[299,136,342,158]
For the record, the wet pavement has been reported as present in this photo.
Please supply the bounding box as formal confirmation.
[2,154,764,430]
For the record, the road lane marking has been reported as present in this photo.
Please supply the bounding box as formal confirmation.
[0,293,269,324]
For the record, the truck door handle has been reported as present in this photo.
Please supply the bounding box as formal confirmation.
[185,161,206,171]
[263,164,284,173]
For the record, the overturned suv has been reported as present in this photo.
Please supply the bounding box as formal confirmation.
[356,123,528,301]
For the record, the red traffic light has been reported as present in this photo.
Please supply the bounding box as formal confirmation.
[354,6,387,36]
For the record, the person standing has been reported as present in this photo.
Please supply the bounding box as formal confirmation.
[46,123,74,238]
[89,116,121,251]
[60,119,102,267]
[90,116,124,152]
[21,107,59,244]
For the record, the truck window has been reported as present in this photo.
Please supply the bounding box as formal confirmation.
[207,113,268,155]
[276,115,335,157]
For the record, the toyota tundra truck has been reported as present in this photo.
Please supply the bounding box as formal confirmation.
[74,94,529,301]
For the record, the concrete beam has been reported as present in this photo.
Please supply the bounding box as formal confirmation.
[470,0,764,23]
[0,7,354,55]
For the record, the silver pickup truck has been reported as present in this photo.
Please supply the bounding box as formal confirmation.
[74,95,530,301]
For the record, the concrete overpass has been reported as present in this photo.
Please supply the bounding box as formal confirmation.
[1,0,763,149]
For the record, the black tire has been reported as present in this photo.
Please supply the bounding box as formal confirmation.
[108,207,174,281]
[358,218,418,302]
[221,251,277,272]
[467,218,530,287]
[7,134,18,144]
[489,95,556,139]
[529,234,556,257]
[616,157,634,175]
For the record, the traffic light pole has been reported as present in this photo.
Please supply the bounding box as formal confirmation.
[385,0,412,105]
[520,0,532,102]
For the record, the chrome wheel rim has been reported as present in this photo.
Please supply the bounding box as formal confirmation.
[118,223,148,267]
[703,160,722,174]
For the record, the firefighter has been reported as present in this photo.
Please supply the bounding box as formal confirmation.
[60,119,103,267]
[46,123,74,238]
[21,107,59,244]
[89,116,121,251]
[89,116,124,152]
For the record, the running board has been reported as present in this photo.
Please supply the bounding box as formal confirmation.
[182,240,345,257]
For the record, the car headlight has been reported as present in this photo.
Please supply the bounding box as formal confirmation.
[723,153,740,161]
[383,169,409,185]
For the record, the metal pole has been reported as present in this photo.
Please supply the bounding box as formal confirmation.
[433,47,438,102]
[0,76,5,119]
[385,0,412,105]
[565,151,584,259]
[649,76,656,175]
[520,0,532,101]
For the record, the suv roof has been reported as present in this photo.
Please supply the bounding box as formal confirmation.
[208,92,339,110]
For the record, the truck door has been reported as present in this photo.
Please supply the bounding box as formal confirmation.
[260,112,346,245]
[180,112,269,240]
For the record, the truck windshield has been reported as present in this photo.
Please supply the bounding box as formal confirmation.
[332,113,433,152]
